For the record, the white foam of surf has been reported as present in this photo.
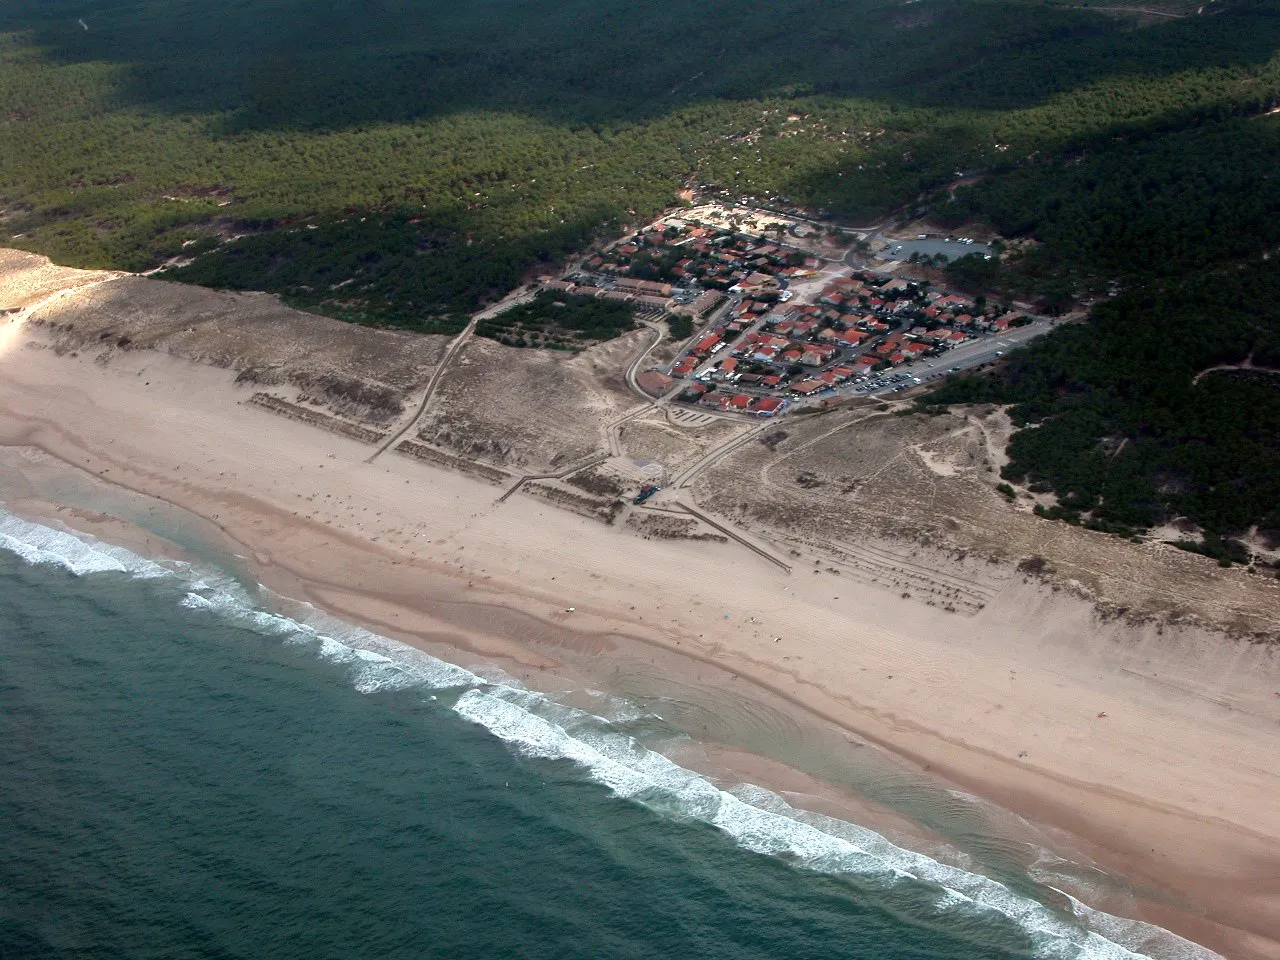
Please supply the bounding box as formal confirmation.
[178,581,480,693]
[0,509,172,579]
[0,507,1220,960]
[0,506,478,694]
[452,686,1222,960]
[1026,854,1213,960]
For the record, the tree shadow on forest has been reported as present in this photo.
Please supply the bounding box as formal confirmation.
[11,0,1280,132]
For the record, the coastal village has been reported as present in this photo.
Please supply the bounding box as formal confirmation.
[538,203,1034,418]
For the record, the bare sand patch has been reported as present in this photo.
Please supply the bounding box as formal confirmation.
[698,405,1280,637]
[419,334,639,470]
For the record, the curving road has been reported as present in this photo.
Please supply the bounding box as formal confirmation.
[624,321,667,401]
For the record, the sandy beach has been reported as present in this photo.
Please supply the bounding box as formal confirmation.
[2,331,1279,958]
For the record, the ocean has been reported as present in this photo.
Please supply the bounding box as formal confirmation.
[0,509,1212,960]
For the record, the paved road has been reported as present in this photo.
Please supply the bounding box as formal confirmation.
[688,308,768,381]
[624,322,667,401]
[629,297,762,424]
[688,294,739,348]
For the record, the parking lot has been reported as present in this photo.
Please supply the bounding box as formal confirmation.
[843,318,1055,398]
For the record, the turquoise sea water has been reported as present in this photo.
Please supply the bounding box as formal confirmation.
[0,511,1211,960]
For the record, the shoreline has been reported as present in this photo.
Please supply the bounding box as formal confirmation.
[0,489,1223,960]
[2,339,1279,958]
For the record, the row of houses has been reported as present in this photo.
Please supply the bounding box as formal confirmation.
[536,276,671,312]
[680,382,789,417]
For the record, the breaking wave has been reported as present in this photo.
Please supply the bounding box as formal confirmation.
[449,687,1214,960]
[0,510,172,579]
[0,507,1221,960]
